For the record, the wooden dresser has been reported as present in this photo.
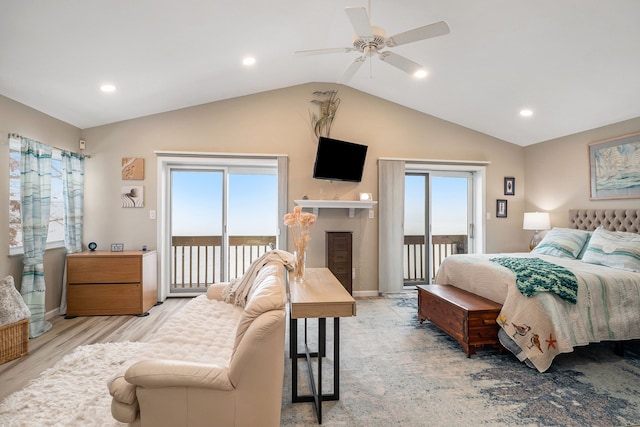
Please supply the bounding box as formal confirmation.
[417,284,502,357]
[326,231,352,294]
[66,250,158,317]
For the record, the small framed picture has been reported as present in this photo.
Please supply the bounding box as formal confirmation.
[496,199,508,218]
[111,243,124,252]
[504,177,515,196]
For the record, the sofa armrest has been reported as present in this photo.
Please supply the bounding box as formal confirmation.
[206,283,228,301]
[125,359,234,390]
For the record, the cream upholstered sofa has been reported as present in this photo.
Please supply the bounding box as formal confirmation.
[108,257,288,427]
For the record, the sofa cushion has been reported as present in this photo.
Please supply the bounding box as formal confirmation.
[233,263,286,354]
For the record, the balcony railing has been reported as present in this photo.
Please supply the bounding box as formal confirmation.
[171,233,464,291]
[404,234,467,284]
[171,235,276,291]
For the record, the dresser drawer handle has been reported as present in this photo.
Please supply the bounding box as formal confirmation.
[483,319,496,325]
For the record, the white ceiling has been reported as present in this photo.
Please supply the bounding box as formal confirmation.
[2,0,640,146]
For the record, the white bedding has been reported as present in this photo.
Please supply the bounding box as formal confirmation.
[435,253,640,372]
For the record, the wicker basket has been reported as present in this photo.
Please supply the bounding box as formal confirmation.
[0,318,29,364]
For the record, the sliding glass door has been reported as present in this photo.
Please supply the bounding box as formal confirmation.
[158,154,282,298]
[404,171,473,284]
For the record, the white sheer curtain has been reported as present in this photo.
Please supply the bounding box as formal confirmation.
[59,151,85,314]
[378,159,405,294]
[19,137,53,338]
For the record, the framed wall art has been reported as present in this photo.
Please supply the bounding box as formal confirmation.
[121,185,144,208]
[496,199,507,218]
[504,177,515,196]
[589,132,640,200]
[122,157,144,180]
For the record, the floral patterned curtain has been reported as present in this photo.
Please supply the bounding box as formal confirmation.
[20,137,53,338]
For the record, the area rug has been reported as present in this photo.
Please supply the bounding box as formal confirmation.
[280,296,640,427]
[0,341,144,427]
[1,297,639,427]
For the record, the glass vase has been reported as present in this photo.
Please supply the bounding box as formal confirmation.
[294,249,306,281]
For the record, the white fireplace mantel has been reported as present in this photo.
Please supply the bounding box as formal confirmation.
[294,200,377,218]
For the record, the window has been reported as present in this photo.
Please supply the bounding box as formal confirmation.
[8,138,65,254]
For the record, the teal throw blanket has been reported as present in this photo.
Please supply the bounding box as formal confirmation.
[489,257,578,304]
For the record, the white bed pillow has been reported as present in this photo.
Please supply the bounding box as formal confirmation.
[581,227,640,272]
[531,227,591,259]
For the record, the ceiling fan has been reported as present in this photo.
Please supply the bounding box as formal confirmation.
[295,3,450,83]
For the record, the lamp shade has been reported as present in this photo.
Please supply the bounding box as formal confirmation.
[523,212,551,231]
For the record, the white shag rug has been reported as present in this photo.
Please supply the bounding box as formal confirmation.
[0,341,144,427]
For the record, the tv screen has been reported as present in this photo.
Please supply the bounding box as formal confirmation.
[313,137,368,182]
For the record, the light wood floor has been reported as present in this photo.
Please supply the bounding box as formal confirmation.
[0,298,191,402]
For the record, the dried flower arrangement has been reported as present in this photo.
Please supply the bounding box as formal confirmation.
[283,206,317,280]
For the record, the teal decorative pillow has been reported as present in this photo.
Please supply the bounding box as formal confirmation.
[531,227,591,259]
[581,227,640,272]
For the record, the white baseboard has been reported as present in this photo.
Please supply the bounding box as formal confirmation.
[353,290,379,297]
[46,307,63,320]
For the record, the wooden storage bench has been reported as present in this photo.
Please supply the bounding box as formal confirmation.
[417,284,502,357]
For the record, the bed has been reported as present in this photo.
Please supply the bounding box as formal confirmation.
[434,209,640,372]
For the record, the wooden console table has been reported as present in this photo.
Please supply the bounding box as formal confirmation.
[288,268,356,424]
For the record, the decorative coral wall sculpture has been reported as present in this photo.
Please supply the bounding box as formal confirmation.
[309,90,340,138]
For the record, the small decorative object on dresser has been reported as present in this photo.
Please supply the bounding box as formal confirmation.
[110,243,124,252]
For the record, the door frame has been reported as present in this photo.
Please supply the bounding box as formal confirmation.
[156,152,287,301]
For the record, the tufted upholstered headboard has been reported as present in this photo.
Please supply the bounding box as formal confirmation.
[569,209,640,233]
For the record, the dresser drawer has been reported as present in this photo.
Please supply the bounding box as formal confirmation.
[66,283,142,316]
[67,257,141,283]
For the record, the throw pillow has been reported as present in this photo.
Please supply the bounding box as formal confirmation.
[0,275,32,326]
[531,227,591,259]
[581,227,640,272]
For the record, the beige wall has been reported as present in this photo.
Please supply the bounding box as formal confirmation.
[80,83,526,296]
[0,94,81,313]
[1,83,534,311]
[524,117,640,227]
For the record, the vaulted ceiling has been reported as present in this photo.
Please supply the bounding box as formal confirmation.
[2,0,639,146]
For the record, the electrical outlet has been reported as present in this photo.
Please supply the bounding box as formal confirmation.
[149,210,156,220]
[368,209,374,219]
[352,268,356,279]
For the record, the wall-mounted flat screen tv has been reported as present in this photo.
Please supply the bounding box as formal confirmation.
[312,137,368,182]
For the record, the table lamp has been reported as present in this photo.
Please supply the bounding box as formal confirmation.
[523,212,551,250]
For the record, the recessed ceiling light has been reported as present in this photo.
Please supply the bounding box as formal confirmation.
[414,69,428,78]
[100,84,116,93]
[520,109,533,117]
[242,57,256,66]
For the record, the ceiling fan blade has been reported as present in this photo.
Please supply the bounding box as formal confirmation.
[386,21,450,47]
[345,7,373,39]
[338,56,367,83]
[295,47,355,56]
[378,51,424,75]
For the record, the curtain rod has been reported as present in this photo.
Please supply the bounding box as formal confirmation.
[8,133,90,158]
